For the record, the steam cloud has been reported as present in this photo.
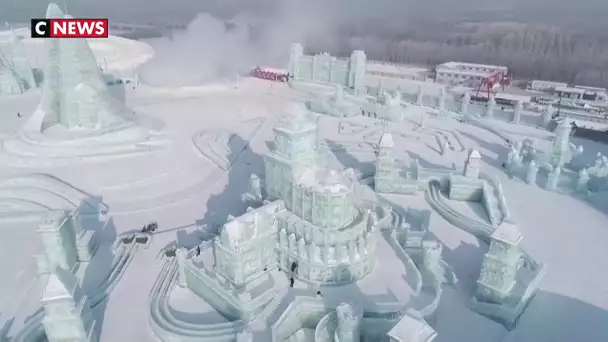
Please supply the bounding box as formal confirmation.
[136,0,341,87]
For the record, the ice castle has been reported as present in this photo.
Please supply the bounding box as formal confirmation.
[263,103,378,284]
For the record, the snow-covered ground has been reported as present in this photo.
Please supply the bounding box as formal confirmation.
[1,32,607,342]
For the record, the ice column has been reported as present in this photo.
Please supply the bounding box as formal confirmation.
[416,85,424,105]
[525,160,538,185]
[545,166,561,191]
[460,92,470,116]
[576,169,589,192]
[176,247,188,288]
[542,105,554,127]
[486,95,496,118]
[512,100,522,124]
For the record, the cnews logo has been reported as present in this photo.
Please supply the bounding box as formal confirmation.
[31,18,109,38]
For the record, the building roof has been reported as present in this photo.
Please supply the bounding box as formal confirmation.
[468,149,481,160]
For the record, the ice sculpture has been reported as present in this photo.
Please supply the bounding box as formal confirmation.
[42,267,97,342]
[0,3,167,161]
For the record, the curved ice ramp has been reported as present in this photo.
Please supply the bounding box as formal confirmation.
[425,180,495,241]
[0,173,108,219]
[148,258,245,341]
[12,243,138,341]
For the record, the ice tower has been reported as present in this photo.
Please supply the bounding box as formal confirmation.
[476,222,523,303]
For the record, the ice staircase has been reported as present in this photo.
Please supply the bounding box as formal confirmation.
[250,287,290,330]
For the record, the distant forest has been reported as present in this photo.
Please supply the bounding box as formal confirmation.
[323,21,608,88]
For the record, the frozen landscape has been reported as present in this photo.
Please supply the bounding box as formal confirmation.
[1,4,608,342]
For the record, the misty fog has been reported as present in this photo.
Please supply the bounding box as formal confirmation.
[2,0,608,87]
